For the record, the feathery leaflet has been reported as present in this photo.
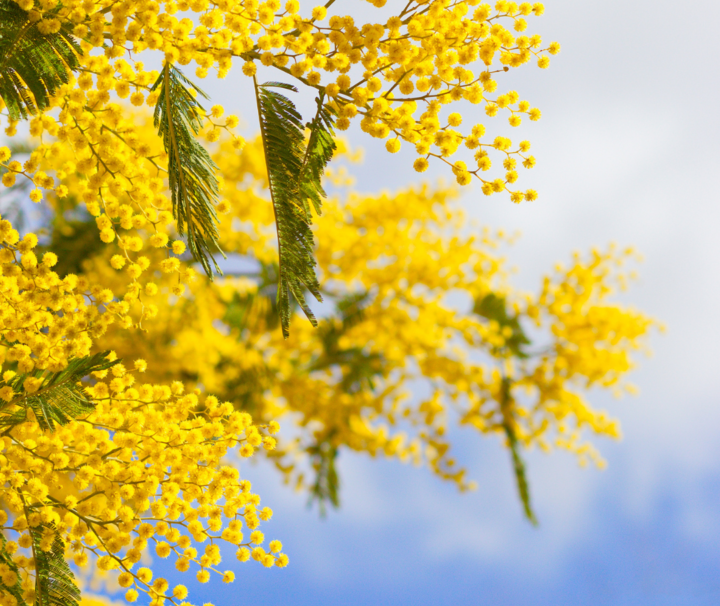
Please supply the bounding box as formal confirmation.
[0,533,25,605]
[0,351,119,432]
[0,0,81,120]
[30,523,81,606]
[151,63,224,277]
[298,91,337,216]
[501,377,538,525]
[254,80,336,338]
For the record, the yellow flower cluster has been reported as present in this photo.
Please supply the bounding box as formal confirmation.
[0,213,284,604]
[0,215,130,381]
[0,0,657,595]
[462,246,657,467]
[67,131,657,492]
[0,382,285,606]
[1,0,558,210]
[0,101,233,324]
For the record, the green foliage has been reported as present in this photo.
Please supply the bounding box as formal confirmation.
[40,215,104,278]
[310,292,385,395]
[151,64,223,277]
[223,283,381,513]
[305,294,383,513]
[474,293,531,358]
[223,282,383,402]
[0,0,81,120]
[0,523,81,606]
[0,351,119,432]
[298,92,337,216]
[500,377,538,525]
[223,262,285,334]
[254,80,336,338]
[0,533,25,605]
[30,523,81,606]
[503,420,538,525]
[307,436,340,516]
[475,296,537,522]
[474,295,536,522]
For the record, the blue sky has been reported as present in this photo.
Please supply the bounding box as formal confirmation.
[65,0,720,603]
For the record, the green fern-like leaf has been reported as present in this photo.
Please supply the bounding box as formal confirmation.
[222,261,285,333]
[0,351,119,432]
[0,0,81,120]
[501,377,538,525]
[503,421,538,525]
[310,292,385,394]
[255,81,338,337]
[307,435,340,517]
[40,217,104,278]
[298,92,337,216]
[151,64,224,277]
[474,293,531,359]
[30,523,80,606]
[0,533,27,606]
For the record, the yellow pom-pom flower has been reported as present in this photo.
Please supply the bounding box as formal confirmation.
[311,5,327,20]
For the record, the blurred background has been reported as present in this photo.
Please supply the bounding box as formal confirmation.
[87,0,720,603]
